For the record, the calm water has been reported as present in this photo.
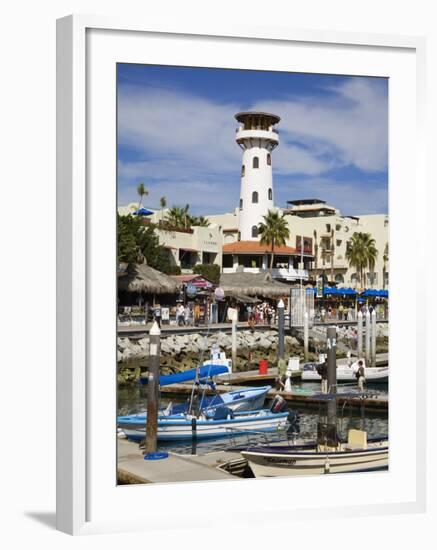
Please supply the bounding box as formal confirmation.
[118,383,388,455]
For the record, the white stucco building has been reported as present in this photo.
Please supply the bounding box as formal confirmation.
[119,111,388,288]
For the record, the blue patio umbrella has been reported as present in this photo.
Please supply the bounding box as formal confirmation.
[361,288,378,297]
[323,287,335,295]
[133,207,154,216]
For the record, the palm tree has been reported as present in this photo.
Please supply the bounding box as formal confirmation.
[183,204,190,228]
[190,215,210,227]
[330,228,335,284]
[165,206,186,228]
[258,210,290,273]
[136,182,148,210]
[382,242,389,289]
[159,196,167,224]
[163,204,210,229]
[345,232,378,289]
[313,229,318,274]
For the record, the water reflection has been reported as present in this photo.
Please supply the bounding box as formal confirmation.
[118,384,388,456]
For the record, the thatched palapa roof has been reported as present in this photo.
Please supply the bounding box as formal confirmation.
[220,272,291,298]
[118,263,181,294]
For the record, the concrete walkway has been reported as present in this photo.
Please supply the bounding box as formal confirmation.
[117,438,240,484]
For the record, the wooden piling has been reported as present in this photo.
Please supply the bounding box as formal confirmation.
[278,299,285,360]
[145,321,161,454]
[371,310,377,368]
[365,310,371,365]
[326,325,337,421]
[357,311,363,359]
[231,315,237,368]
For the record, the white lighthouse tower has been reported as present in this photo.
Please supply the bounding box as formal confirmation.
[235,111,280,241]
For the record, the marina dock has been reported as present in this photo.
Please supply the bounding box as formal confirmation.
[158,376,388,413]
[118,319,388,339]
[118,437,242,484]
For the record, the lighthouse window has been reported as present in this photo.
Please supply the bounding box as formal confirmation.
[253,156,259,169]
[252,191,259,204]
[241,165,245,177]
[251,226,258,238]
[239,198,243,210]
[268,188,272,200]
[267,153,271,166]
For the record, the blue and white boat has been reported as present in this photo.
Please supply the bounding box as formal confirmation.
[118,408,289,442]
[137,360,271,415]
[138,364,230,387]
[120,385,272,421]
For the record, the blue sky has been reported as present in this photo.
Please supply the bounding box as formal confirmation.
[117,64,388,216]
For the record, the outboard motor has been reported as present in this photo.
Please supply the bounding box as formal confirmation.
[287,410,300,433]
[270,395,288,414]
[213,406,234,421]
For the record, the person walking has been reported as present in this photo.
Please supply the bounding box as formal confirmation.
[194,303,201,326]
[246,304,252,322]
[266,305,272,326]
[356,360,366,392]
[154,304,162,328]
[321,307,326,322]
[177,303,185,326]
[184,304,191,326]
[316,360,328,394]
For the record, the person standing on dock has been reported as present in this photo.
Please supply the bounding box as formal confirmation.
[316,360,328,393]
[356,360,366,392]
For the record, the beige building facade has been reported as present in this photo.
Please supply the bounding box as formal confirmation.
[118,198,388,289]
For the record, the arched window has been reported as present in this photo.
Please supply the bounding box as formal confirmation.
[239,198,243,210]
[335,274,344,284]
[268,188,272,200]
[267,153,271,166]
[252,156,259,169]
[252,191,258,204]
[241,165,245,177]
[251,226,258,238]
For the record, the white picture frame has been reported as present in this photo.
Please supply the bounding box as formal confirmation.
[56,14,427,535]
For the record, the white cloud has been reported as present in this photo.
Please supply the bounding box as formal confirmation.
[117,77,388,213]
[254,78,388,173]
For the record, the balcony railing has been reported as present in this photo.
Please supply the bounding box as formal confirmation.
[222,266,308,280]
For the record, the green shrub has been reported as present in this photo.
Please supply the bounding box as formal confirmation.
[193,263,220,284]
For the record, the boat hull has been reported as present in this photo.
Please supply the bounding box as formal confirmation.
[301,367,388,383]
[242,443,389,477]
[119,410,289,442]
[119,386,271,424]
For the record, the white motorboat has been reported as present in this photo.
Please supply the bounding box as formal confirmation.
[301,360,388,383]
[118,408,289,442]
[241,429,388,477]
[203,344,232,375]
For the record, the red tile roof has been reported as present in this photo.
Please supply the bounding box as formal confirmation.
[222,240,297,255]
[171,274,214,285]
